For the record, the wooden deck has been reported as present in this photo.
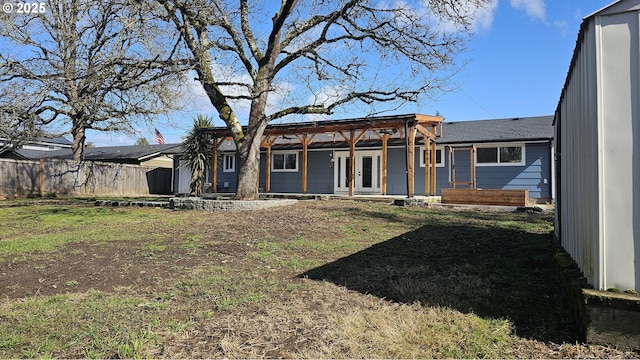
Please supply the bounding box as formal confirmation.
[441,188,529,207]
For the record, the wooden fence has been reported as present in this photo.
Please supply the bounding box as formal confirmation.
[0,158,172,198]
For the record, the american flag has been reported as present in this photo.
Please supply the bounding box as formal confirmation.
[154,128,167,144]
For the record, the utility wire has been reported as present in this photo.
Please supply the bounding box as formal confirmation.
[460,89,497,118]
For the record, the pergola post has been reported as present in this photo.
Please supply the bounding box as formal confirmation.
[407,126,417,198]
[381,134,389,195]
[265,145,271,192]
[296,134,315,194]
[349,129,356,196]
[212,138,219,193]
[261,136,277,193]
[431,137,437,195]
[424,139,430,196]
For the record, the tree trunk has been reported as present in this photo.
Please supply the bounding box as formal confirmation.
[71,119,86,161]
[234,121,267,200]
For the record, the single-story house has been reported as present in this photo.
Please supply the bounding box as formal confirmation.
[174,114,554,202]
[4,143,180,169]
[0,136,72,155]
[554,0,640,291]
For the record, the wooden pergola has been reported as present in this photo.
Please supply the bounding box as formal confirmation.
[201,114,443,197]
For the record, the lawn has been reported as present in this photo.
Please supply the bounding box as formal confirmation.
[0,199,635,358]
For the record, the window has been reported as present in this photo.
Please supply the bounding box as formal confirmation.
[476,145,524,166]
[272,151,298,171]
[223,153,235,172]
[420,146,444,167]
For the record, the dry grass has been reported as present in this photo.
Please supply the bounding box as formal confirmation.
[163,283,515,359]
[0,199,637,358]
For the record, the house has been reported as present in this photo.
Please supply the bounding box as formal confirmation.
[437,116,554,202]
[0,136,72,156]
[554,0,640,292]
[5,143,180,169]
[174,114,554,202]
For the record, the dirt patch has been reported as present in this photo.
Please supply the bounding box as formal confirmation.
[0,200,334,299]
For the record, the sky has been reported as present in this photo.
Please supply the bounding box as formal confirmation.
[88,0,615,146]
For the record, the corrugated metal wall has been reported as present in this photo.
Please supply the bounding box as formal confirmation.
[556,7,640,291]
[556,18,601,289]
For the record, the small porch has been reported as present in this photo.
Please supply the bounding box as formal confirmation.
[201,114,443,198]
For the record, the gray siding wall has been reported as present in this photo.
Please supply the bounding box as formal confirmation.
[476,143,550,199]
[385,147,408,195]
[214,153,238,193]
[268,151,303,193]
[175,142,551,200]
[447,147,472,189]
[174,155,190,194]
[440,144,550,199]
[307,150,333,193]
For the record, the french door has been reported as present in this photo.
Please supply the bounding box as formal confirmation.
[334,151,381,194]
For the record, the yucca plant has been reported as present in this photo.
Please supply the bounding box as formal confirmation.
[181,115,214,195]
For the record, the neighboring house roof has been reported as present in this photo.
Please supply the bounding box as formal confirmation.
[438,115,554,144]
[0,136,72,147]
[36,136,73,146]
[7,143,181,163]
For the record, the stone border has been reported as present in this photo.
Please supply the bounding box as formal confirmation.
[95,200,169,208]
[169,197,298,212]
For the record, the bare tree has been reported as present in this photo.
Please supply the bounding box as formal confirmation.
[158,0,490,200]
[0,85,45,149]
[0,0,187,160]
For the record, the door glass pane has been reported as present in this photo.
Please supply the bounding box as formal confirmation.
[362,156,372,188]
[337,157,341,189]
[345,157,351,187]
[377,156,381,188]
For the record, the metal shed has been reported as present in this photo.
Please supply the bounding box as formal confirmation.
[554,0,640,291]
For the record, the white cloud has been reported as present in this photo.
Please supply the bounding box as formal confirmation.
[510,0,546,21]
[553,19,570,37]
[418,0,498,32]
[470,0,498,31]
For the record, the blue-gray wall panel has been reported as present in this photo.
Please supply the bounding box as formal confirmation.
[385,148,408,195]
[269,150,303,193]
[214,153,237,193]
[307,150,333,193]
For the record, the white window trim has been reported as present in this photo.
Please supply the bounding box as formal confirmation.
[419,146,445,168]
[475,143,526,167]
[223,153,235,172]
[272,151,299,172]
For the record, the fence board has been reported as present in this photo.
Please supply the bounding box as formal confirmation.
[0,158,172,197]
